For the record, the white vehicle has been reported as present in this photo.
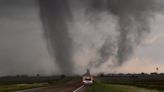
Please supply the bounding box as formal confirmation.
[82,69,94,85]
[83,76,93,85]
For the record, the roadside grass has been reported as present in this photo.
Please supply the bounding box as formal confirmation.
[87,82,161,92]
[0,83,47,92]
[0,77,80,92]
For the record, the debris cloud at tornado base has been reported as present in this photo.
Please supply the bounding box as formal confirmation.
[38,0,164,74]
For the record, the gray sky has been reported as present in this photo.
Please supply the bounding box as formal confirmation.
[0,0,57,76]
[0,0,164,76]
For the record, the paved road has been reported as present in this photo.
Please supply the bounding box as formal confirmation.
[73,85,88,92]
[17,85,87,92]
[16,81,87,92]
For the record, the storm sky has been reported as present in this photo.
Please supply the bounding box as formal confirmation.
[0,0,164,76]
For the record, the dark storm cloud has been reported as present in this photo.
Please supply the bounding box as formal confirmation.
[87,0,163,66]
[38,0,164,74]
[0,0,164,76]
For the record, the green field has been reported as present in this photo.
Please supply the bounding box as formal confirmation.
[0,76,79,92]
[87,82,164,92]
[0,83,47,92]
[1,76,164,92]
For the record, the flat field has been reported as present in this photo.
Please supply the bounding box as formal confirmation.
[0,76,80,92]
[87,82,164,92]
[0,83,46,92]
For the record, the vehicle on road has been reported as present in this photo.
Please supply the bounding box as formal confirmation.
[82,69,93,85]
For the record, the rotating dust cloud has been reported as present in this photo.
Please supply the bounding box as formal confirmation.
[38,0,163,74]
